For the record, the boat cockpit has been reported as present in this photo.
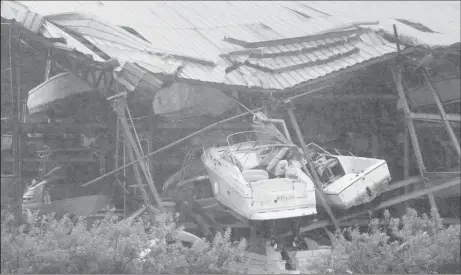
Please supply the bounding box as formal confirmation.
[212,131,304,183]
[305,143,346,187]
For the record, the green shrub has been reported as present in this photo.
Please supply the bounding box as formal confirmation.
[309,208,460,274]
[1,210,249,274]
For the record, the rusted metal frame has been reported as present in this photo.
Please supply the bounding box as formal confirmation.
[280,176,460,236]
[390,66,438,211]
[285,101,341,232]
[108,93,165,212]
[421,68,461,158]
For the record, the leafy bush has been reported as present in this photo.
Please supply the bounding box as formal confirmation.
[1,210,249,274]
[309,208,460,274]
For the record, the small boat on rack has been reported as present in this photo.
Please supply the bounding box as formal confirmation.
[21,164,112,221]
[27,72,93,117]
[306,143,391,210]
[201,112,317,221]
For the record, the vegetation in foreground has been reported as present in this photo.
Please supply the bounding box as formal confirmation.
[308,208,460,274]
[1,211,249,274]
[1,208,459,274]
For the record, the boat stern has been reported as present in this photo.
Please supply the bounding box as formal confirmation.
[248,177,317,220]
[249,205,318,220]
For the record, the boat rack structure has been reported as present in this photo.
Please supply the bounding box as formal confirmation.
[1,18,459,244]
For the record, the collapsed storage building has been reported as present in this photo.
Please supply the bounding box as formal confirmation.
[1,1,460,272]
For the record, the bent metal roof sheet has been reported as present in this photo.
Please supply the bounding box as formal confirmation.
[5,1,455,92]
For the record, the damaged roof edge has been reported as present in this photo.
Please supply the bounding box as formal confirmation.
[148,48,409,96]
[276,48,414,94]
[223,22,378,48]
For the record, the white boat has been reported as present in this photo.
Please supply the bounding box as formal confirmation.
[306,143,391,209]
[27,72,93,115]
[22,194,112,218]
[22,165,112,220]
[201,113,317,221]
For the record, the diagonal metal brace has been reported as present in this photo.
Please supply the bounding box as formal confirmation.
[108,93,165,212]
[284,100,340,232]
[422,68,461,158]
[390,65,437,211]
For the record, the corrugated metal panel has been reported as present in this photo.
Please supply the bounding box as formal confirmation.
[302,1,460,47]
[129,27,221,62]
[142,31,398,90]
[17,1,460,48]
[10,1,416,91]
[42,22,105,62]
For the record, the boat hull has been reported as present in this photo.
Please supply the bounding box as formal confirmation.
[22,194,112,218]
[27,72,92,116]
[323,157,391,209]
[202,147,317,221]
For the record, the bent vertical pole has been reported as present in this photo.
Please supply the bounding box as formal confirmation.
[110,94,154,217]
[403,123,411,208]
[390,66,437,211]
[422,68,461,158]
[108,92,165,212]
[285,101,340,232]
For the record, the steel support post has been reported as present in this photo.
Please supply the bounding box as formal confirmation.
[391,66,437,211]
[108,93,165,212]
[285,101,340,231]
[422,68,461,158]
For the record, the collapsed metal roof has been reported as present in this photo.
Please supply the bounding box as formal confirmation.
[2,1,459,92]
[300,1,461,49]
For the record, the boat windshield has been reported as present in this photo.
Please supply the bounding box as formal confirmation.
[226,131,294,154]
[306,143,354,157]
[306,142,334,156]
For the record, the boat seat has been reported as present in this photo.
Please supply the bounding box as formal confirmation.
[317,158,340,179]
[242,169,269,182]
[324,158,339,168]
